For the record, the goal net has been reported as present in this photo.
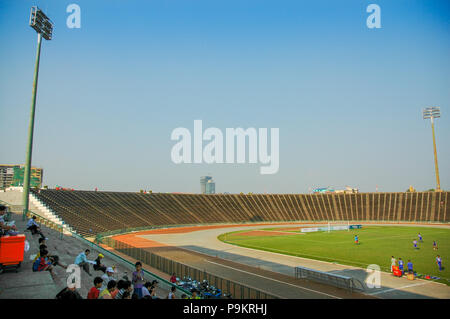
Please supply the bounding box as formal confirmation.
[327,221,350,232]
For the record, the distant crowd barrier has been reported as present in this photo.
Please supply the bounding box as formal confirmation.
[100,236,279,299]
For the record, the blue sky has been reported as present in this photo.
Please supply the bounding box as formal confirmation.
[0,0,449,193]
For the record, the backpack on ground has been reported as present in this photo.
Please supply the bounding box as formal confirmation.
[32,257,41,272]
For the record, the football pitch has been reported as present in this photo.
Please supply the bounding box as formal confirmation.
[218,226,450,285]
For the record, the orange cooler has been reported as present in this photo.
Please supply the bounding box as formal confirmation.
[0,234,25,271]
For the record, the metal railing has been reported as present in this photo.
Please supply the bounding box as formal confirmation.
[295,266,365,292]
[100,236,279,299]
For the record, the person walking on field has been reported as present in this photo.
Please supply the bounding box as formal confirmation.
[433,240,438,251]
[436,255,442,272]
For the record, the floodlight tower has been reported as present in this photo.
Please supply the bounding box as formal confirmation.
[423,107,441,192]
[22,7,53,220]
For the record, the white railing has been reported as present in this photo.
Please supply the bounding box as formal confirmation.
[295,266,365,292]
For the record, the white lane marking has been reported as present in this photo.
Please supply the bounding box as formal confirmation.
[204,259,342,299]
[368,282,430,295]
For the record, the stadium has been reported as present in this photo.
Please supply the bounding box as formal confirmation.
[1,0,449,306]
[1,189,449,299]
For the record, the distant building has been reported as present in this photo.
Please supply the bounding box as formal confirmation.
[206,180,215,194]
[200,176,211,194]
[0,164,43,189]
[313,186,358,194]
[200,176,215,194]
[312,187,334,194]
[334,186,359,194]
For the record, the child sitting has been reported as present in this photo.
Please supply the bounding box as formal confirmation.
[87,277,104,299]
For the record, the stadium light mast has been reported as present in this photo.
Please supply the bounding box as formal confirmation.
[22,7,53,220]
[423,107,441,192]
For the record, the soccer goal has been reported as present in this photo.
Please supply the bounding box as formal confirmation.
[327,221,350,233]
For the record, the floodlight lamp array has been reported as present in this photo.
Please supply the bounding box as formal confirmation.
[29,6,53,40]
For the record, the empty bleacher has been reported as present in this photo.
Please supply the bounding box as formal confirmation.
[29,189,449,237]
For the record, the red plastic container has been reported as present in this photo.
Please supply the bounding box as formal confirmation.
[393,270,402,277]
[0,234,25,272]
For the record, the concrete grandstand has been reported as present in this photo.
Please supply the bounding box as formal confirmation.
[27,189,450,237]
[1,188,449,299]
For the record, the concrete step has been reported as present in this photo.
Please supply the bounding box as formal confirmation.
[0,271,59,299]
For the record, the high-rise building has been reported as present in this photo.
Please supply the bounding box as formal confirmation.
[0,164,43,189]
[206,179,215,194]
[200,176,212,194]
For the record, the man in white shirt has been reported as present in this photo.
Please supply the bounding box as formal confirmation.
[391,256,396,272]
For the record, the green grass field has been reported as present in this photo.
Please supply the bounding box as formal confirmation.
[218,226,450,285]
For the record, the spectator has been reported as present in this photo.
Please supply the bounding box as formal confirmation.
[0,205,18,236]
[75,249,93,276]
[32,238,46,263]
[93,253,107,273]
[167,286,176,299]
[99,280,117,299]
[132,261,145,298]
[56,285,83,300]
[150,280,159,299]
[122,291,132,299]
[38,238,67,269]
[26,216,46,239]
[190,289,201,299]
[407,260,414,274]
[390,256,396,272]
[87,277,104,299]
[33,249,55,279]
[142,281,152,299]
[170,273,177,284]
[115,280,132,299]
[101,267,116,290]
[110,283,119,299]
[398,258,404,275]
